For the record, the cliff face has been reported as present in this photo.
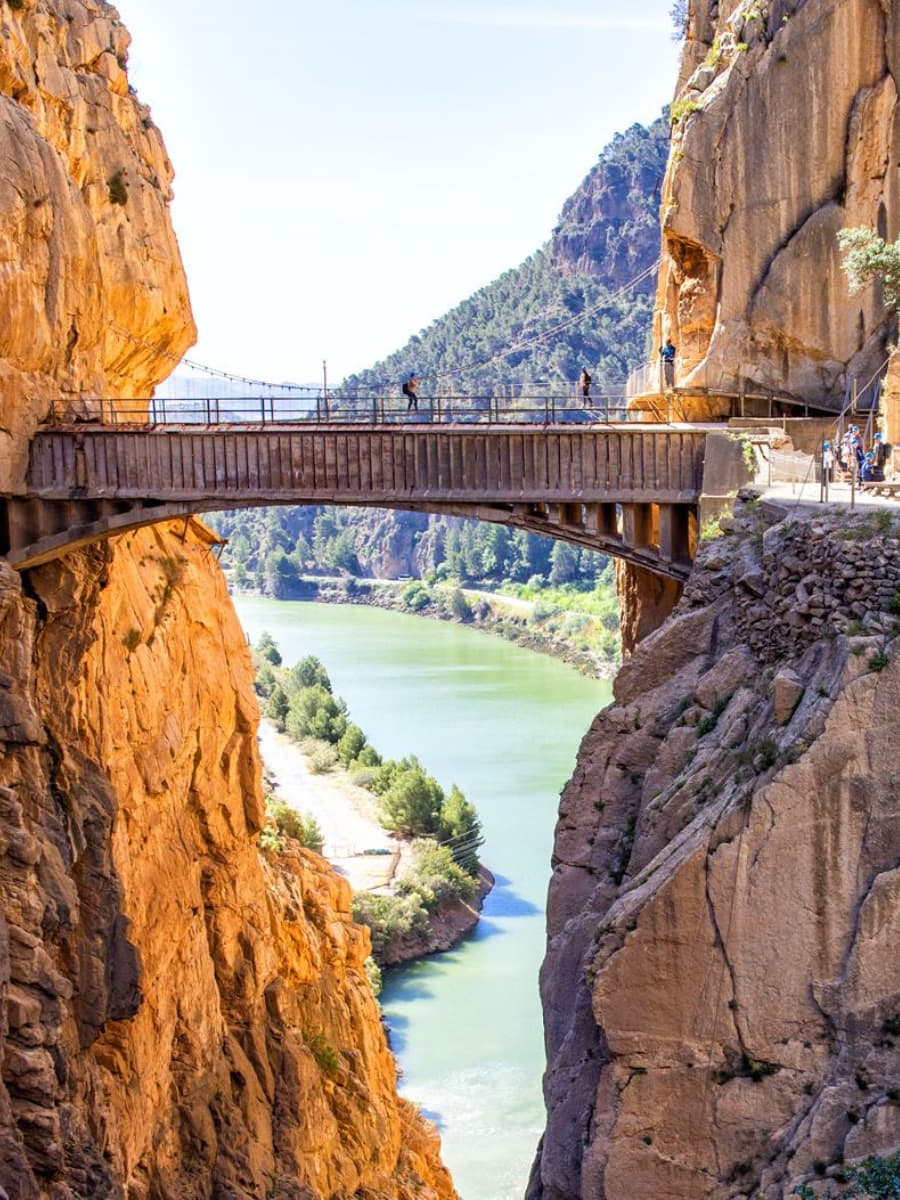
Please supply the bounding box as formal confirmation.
[530,503,900,1199]
[0,0,195,493]
[0,3,456,1196]
[549,116,668,288]
[0,530,456,1198]
[656,0,899,406]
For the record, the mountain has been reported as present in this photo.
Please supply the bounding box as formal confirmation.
[343,114,669,393]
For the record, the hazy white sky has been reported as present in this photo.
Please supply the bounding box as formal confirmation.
[119,0,679,384]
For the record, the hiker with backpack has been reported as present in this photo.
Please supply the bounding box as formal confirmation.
[402,371,420,412]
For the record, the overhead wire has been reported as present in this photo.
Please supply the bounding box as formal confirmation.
[108,256,660,394]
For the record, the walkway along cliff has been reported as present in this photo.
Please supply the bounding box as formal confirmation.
[0,3,455,1196]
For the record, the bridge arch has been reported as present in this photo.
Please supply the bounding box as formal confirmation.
[1,420,745,577]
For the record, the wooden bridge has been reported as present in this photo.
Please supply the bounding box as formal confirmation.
[1,417,748,580]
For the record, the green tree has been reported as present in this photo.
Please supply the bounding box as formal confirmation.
[289,655,332,692]
[285,685,348,744]
[337,723,366,766]
[255,662,277,698]
[255,631,282,666]
[265,685,290,730]
[439,785,483,875]
[263,548,300,598]
[379,767,445,836]
[549,539,580,584]
[838,227,900,310]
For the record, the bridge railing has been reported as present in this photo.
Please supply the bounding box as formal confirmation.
[46,393,670,427]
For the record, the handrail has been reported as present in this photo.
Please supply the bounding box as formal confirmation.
[46,394,675,429]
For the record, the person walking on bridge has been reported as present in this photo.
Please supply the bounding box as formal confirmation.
[660,338,677,390]
[579,367,593,407]
[402,371,420,412]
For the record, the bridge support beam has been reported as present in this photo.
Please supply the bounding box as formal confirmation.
[621,503,653,553]
[584,503,617,539]
[657,504,692,566]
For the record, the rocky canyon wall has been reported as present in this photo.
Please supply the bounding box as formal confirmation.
[530,502,900,1199]
[0,0,195,493]
[0,531,455,1199]
[0,3,455,1197]
[656,0,900,407]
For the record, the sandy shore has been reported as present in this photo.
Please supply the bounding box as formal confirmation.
[257,720,408,892]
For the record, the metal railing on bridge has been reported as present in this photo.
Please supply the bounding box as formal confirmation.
[47,390,682,428]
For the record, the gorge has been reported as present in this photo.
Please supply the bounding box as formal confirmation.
[0,3,899,1200]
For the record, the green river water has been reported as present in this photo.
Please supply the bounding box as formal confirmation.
[233,598,612,1200]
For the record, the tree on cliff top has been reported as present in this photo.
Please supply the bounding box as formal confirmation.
[838,227,900,312]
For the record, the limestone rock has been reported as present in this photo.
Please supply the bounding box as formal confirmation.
[653,0,899,409]
[531,508,900,1199]
[0,532,458,1199]
[773,667,804,724]
[0,0,196,493]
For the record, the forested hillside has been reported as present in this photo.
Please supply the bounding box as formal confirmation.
[343,114,668,394]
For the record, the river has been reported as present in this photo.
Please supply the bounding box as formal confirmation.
[233,598,611,1200]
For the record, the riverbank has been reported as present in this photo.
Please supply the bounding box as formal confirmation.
[235,575,619,678]
[258,717,493,965]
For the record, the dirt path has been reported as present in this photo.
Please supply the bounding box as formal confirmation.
[257,721,408,892]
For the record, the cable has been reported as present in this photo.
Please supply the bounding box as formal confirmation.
[109,256,659,394]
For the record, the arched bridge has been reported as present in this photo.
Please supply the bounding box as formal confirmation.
[1,413,748,580]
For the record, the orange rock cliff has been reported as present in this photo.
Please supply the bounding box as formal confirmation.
[656,0,900,407]
[0,3,456,1197]
[530,1,900,1195]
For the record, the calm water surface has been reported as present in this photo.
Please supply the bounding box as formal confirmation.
[233,598,611,1200]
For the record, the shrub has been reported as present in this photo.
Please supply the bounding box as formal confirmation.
[267,799,324,853]
[670,96,703,125]
[308,744,339,774]
[397,839,476,907]
[869,652,890,672]
[350,766,377,788]
[448,588,473,622]
[363,956,382,997]
[352,890,430,958]
[402,580,431,611]
[108,169,128,205]
[356,743,382,768]
[304,1028,340,1073]
[258,825,284,855]
[122,628,142,652]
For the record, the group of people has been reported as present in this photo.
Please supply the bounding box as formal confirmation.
[823,427,890,483]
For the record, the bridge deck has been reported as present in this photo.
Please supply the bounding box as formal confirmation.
[2,421,740,580]
[27,423,708,504]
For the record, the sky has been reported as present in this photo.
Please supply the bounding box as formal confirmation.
[119,0,680,385]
